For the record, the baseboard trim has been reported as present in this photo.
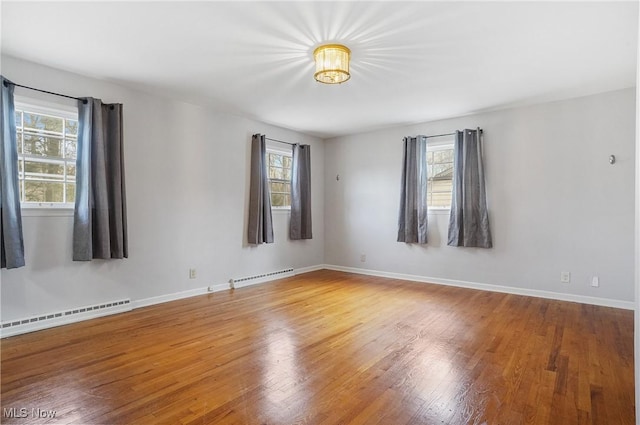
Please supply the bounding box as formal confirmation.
[7,262,628,338]
[208,283,230,293]
[295,264,326,275]
[323,264,635,310]
[1,267,309,338]
[132,283,228,309]
[1,302,132,338]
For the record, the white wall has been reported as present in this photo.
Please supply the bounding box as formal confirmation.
[1,54,635,325]
[324,88,636,305]
[0,55,325,321]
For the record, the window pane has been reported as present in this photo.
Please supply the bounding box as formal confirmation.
[17,108,78,206]
[270,182,290,193]
[270,165,291,207]
[24,181,64,203]
[269,154,282,167]
[66,183,76,203]
[434,150,446,163]
[426,146,454,208]
[24,160,64,180]
[23,134,63,157]
[23,113,63,134]
[432,163,452,178]
[271,193,285,207]
[431,180,453,208]
[65,139,77,159]
[269,166,283,179]
[431,194,452,208]
[65,119,78,136]
[271,193,291,207]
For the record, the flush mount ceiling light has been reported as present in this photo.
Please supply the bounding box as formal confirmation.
[313,44,351,84]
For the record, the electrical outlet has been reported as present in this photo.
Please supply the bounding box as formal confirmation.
[560,271,571,283]
[189,268,196,279]
[360,254,366,262]
[591,276,599,287]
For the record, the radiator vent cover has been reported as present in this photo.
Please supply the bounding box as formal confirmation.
[1,299,131,337]
[230,268,294,289]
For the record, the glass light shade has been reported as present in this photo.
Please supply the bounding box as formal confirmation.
[314,44,351,84]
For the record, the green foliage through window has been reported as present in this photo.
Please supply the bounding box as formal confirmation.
[267,151,292,208]
[16,109,78,204]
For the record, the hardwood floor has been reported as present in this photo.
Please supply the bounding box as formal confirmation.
[1,270,634,425]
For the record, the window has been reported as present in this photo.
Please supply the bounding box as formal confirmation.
[427,140,454,209]
[267,149,292,208]
[15,102,78,206]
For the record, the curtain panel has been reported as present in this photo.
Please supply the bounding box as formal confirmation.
[73,98,128,260]
[247,134,274,244]
[447,128,492,248]
[0,77,25,269]
[290,144,312,240]
[397,135,428,244]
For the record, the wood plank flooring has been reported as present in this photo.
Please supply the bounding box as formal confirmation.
[1,270,634,424]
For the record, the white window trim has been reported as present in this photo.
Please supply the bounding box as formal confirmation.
[21,206,74,217]
[15,96,79,210]
[266,143,293,211]
[265,142,292,156]
[15,97,78,121]
[428,208,451,215]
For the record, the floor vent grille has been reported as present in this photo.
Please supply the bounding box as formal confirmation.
[1,299,131,337]
[230,268,295,289]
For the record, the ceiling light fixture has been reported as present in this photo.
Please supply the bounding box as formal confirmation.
[313,44,351,84]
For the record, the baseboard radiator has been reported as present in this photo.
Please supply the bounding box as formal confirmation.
[1,299,131,338]
[230,267,295,289]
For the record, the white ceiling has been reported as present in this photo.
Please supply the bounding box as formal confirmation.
[2,1,638,139]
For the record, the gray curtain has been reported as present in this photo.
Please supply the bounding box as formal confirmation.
[73,98,128,260]
[397,135,428,244]
[448,128,492,248]
[290,144,312,240]
[0,77,25,269]
[247,134,274,244]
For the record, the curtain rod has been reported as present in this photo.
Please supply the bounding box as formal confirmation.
[266,137,296,146]
[426,132,456,139]
[425,129,483,139]
[3,80,87,104]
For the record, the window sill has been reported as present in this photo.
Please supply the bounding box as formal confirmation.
[272,208,291,214]
[428,208,450,215]
[21,205,74,217]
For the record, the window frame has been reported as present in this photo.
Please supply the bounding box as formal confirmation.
[265,144,293,211]
[426,136,455,211]
[14,97,79,210]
